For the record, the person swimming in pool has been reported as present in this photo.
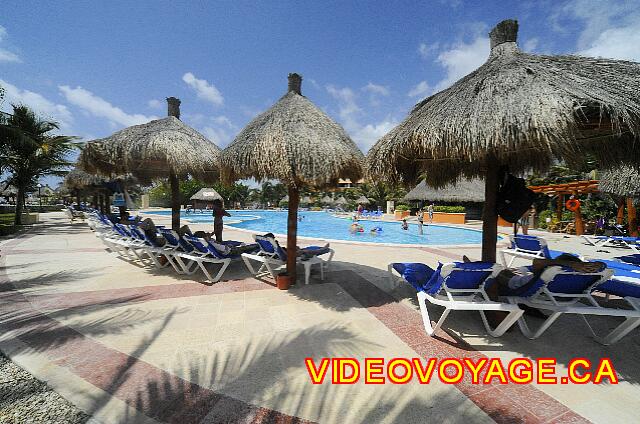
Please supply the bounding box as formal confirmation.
[401,219,409,230]
[350,222,364,233]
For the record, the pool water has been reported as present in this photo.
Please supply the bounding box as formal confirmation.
[147,210,485,246]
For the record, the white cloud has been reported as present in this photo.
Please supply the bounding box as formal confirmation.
[362,82,390,97]
[578,24,640,61]
[554,0,640,61]
[182,72,224,106]
[408,80,431,98]
[418,42,439,59]
[326,85,362,124]
[183,113,235,147]
[202,126,233,146]
[523,37,539,52]
[0,25,20,63]
[433,36,489,92]
[326,84,396,151]
[59,85,157,127]
[0,79,73,129]
[352,120,397,151]
[147,99,162,109]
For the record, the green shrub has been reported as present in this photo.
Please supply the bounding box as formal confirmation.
[428,205,465,213]
[395,205,410,211]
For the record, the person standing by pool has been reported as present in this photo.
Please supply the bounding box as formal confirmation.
[427,203,434,223]
[417,209,424,235]
[212,199,231,242]
[357,203,364,218]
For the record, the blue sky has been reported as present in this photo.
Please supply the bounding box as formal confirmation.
[2,0,639,187]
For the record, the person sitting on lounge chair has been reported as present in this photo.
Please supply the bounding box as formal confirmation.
[467,254,606,326]
[262,233,330,258]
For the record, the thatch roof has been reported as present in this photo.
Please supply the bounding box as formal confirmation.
[355,195,370,204]
[79,101,221,184]
[599,166,640,198]
[220,74,364,187]
[1,185,17,196]
[190,187,223,201]
[334,196,348,204]
[366,19,640,187]
[321,195,334,204]
[280,195,289,203]
[301,196,312,204]
[404,178,485,202]
[64,168,105,190]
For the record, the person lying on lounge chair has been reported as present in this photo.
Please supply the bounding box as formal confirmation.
[262,233,330,258]
[462,254,606,326]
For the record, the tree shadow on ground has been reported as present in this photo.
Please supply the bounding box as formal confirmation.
[105,323,492,424]
[0,293,188,355]
[0,267,105,292]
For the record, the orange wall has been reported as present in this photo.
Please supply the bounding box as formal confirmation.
[431,212,466,224]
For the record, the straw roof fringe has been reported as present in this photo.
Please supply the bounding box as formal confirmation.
[190,187,223,201]
[79,116,221,184]
[355,195,370,204]
[599,166,640,198]
[334,196,348,204]
[221,74,364,188]
[63,169,106,190]
[404,179,485,202]
[321,195,334,204]
[366,19,640,187]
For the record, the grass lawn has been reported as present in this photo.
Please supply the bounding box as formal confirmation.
[0,213,18,236]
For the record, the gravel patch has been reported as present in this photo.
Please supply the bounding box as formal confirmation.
[0,352,90,424]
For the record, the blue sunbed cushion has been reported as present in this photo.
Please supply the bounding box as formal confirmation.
[595,279,640,299]
[301,246,331,256]
[512,266,602,297]
[617,254,640,266]
[394,262,436,291]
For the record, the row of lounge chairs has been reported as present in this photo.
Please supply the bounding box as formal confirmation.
[581,234,640,251]
[391,234,640,345]
[87,211,334,284]
[358,210,383,218]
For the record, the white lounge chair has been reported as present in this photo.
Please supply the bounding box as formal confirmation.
[389,261,524,337]
[501,265,640,345]
[241,235,334,285]
[499,234,578,267]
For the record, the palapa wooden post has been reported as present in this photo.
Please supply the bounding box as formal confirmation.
[627,197,638,236]
[286,185,300,284]
[556,194,564,221]
[481,157,499,263]
[167,97,182,231]
[169,171,180,231]
[617,199,625,225]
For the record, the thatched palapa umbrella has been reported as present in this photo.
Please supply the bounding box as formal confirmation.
[221,73,364,283]
[321,195,334,205]
[367,19,640,261]
[79,98,221,229]
[355,195,370,205]
[190,187,223,209]
[334,196,348,205]
[599,166,640,235]
[301,196,312,205]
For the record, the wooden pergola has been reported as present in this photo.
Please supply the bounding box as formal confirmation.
[528,180,599,236]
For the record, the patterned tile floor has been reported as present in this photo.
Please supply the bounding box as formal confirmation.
[1,213,639,423]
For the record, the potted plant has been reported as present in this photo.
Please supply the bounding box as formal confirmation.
[276,272,292,290]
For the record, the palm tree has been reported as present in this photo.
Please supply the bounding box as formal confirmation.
[356,182,406,209]
[1,105,78,224]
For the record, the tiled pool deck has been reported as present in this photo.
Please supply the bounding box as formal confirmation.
[1,213,639,423]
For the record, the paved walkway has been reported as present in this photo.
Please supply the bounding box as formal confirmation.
[0,212,638,423]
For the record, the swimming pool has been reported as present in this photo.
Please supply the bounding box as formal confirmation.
[146,210,487,246]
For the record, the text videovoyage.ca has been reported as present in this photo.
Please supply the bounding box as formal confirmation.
[305,357,618,385]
